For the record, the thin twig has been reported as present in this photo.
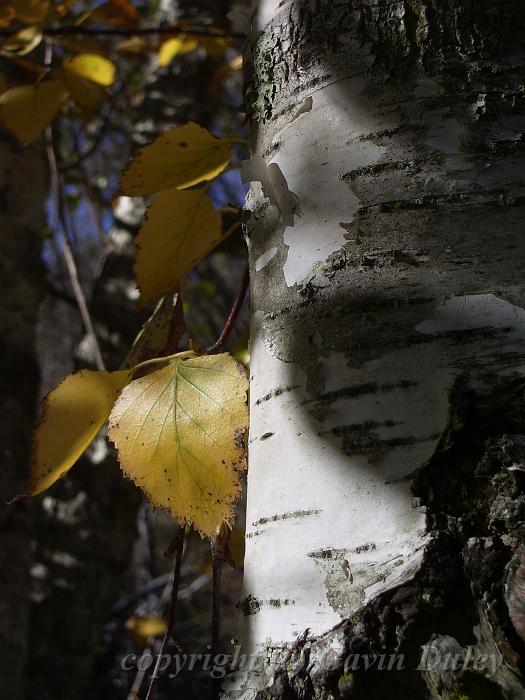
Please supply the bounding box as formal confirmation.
[59,110,113,172]
[44,40,105,370]
[145,526,185,700]
[210,525,235,698]
[127,583,173,700]
[46,127,106,371]
[0,25,244,39]
[206,265,249,354]
[211,557,222,657]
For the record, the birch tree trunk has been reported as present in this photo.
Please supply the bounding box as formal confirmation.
[228,1,525,697]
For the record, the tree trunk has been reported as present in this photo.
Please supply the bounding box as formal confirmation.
[0,133,47,698]
[228,1,525,697]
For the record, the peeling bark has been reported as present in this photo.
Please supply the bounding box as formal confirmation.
[228,0,525,697]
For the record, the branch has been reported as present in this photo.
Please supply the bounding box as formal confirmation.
[46,126,106,371]
[145,526,185,700]
[59,111,113,172]
[0,24,244,39]
[210,525,235,698]
[206,264,249,354]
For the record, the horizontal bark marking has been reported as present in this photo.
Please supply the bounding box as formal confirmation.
[356,190,525,217]
[254,384,300,406]
[251,509,321,528]
[312,380,418,405]
[321,427,442,453]
[266,295,437,323]
[341,158,418,181]
[238,595,296,617]
[317,419,400,434]
[355,542,377,554]
[308,548,347,560]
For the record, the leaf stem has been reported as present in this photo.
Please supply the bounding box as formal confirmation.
[206,265,249,354]
[145,526,185,700]
[129,349,193,379]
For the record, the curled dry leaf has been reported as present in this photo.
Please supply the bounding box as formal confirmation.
[108,352,249,539]
[134,188,222,304]
[119,122,232,196]
[14,369,130,500]
[123,293,186,368]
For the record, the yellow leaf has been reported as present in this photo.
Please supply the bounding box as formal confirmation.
[229,54,243,71]
[1,25,42,55]
[60,71,107,115]
[134,189,222,303]
[228,525,246,568]
[63,53,116,86]
[119,122,232,196]
[0,80,69,146]
[198,35,230,58]
[116,36,150,55]
[22,370,130,498]
[158,35,198,66]
[12,0,49,24]
[124,293,186,367]
[126,616,167,644]
[108,352,248,538]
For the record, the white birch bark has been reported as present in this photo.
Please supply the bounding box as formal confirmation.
[226,0,525,697]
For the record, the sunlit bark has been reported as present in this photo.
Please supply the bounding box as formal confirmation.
[228,1,525,697]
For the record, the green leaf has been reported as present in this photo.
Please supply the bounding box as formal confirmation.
[119,122,232,196]
[108,352,248,538]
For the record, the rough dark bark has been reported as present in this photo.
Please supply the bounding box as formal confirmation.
[0,130,47,698]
